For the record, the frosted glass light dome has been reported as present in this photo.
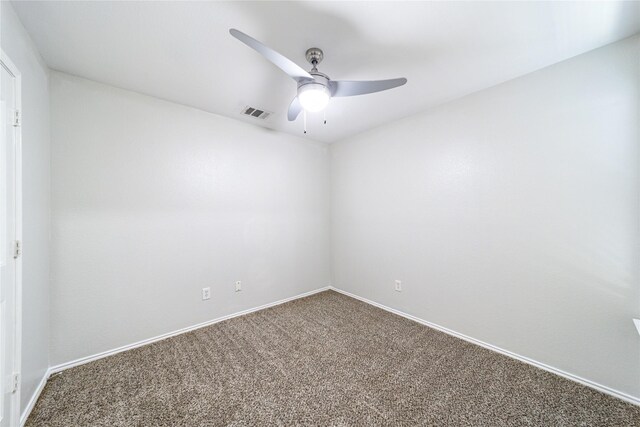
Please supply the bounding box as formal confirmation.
[298,83,330,112]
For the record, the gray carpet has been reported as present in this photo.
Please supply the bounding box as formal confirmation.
[27,290,640,426]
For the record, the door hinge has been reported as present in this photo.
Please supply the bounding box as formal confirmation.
[12,109,20,127]
[11,373,19,393]
[13,240,21,259]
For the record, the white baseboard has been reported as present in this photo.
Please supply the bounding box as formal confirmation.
[328,286,640,407]
[20,368,51,427]
[49,286,330,375]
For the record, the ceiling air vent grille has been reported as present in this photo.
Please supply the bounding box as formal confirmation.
[241,106,272,120]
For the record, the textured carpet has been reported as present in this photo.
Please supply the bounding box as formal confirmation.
[27,290,640,426]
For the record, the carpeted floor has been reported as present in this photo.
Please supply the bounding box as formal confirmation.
[27,290,640,426]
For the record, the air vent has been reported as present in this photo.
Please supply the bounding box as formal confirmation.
[241,106,272,120]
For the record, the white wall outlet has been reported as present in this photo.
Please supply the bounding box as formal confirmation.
[202,287,211,300]
[235,281,242,292]
[394,280,402,292]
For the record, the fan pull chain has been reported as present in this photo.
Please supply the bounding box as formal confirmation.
[303,110,307,134]
[324,109,327,125]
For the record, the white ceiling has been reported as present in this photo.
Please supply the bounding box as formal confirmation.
[12,1,640,143]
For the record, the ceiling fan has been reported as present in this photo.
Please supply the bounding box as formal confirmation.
[229,29,407,130]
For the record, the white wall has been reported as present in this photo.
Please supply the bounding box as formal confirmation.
[1,2,51,414]
[50,72,330,365]
[331,35,640,399]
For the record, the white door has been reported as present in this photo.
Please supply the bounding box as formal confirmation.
[0,56,20,427]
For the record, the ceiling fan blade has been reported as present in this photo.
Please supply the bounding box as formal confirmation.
[329,78,407,97]
[229,29,314,83]
[287,97,302,121]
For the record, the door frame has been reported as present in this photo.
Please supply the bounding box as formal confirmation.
[1,50,23,427]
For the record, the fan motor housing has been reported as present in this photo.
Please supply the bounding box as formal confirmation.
[299,71,329,90]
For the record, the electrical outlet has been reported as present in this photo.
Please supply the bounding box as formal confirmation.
[235,281,242,292]
[202,287,211,300]
[394,280,402,292]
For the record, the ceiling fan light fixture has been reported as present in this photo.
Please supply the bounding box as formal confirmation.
[298,83,330,112]
[229,29,407,123]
